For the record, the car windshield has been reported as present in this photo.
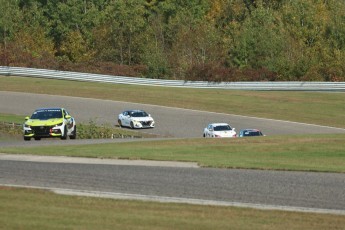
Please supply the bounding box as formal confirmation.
[30,109,63,120]
[243,131,262,136]
[214,125,231,131]
[131,111,148,117]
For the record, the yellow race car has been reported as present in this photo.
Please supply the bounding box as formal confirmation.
[23,108,76,141]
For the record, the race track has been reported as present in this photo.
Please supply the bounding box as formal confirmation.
[1,91,344,138]
[1,90,345,214]
[0,156,344,214]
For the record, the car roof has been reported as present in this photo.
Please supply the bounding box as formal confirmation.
[125,110,145,113]
[209,123,230,126]
[241,129,261,132]
[35,107,64,111]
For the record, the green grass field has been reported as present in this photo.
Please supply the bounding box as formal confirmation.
[1,134,345,173]
[0,113,25,124]
[1,75,344,229]
[1,187,345,230]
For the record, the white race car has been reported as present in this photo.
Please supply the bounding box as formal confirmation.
[203,123,236,138]
[118,110,155,129]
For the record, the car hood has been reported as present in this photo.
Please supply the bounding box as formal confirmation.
[130,117,154,122]
[25,118,64,126]
[213,130,236,137]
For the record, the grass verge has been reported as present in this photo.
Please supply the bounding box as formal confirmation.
[1,187,344,230]
[0,113,25,124]
[1,134,344,173]
[0,114,24,141]
[1,75,344,128]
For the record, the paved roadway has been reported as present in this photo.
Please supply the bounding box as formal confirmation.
[1,91,345,214]
[1,91,345,138]
[0,156,344,214]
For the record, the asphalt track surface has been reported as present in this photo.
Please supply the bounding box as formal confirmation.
[1,91,345,214]
[0,155,345,215]
[1,91,345,139]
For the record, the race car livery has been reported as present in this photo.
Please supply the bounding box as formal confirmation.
[23,108,76,141]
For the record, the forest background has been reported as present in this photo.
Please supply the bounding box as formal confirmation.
[1,0,345,82]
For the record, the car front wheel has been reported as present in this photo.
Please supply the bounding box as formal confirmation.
[61,126,67,140]
[69,126,77,139]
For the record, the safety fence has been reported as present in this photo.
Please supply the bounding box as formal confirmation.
[1,66,345,91]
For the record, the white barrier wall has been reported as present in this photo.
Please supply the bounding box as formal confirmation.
[1,66,344,91]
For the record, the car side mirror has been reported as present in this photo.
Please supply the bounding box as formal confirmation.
[25,116,29,121]
[65,115,71,119]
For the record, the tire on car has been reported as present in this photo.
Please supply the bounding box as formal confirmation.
[69,126,77,139]
[61,126,68,140]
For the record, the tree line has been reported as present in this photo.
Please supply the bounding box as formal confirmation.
[1,0,345,81]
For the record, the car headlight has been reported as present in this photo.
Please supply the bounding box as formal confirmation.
[55,122,63,127]
[24,124,31,128]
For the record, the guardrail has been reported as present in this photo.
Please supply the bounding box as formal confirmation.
[1,66,345,91]
[0,121,22,128]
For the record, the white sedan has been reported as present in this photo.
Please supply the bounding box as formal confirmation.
[203,123,236,138]
[118,110,155,129]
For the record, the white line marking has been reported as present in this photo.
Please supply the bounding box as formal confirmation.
[0,154,199,168]
[1,184,344,216]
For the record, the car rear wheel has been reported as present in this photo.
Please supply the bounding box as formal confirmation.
[130,121,134,129]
